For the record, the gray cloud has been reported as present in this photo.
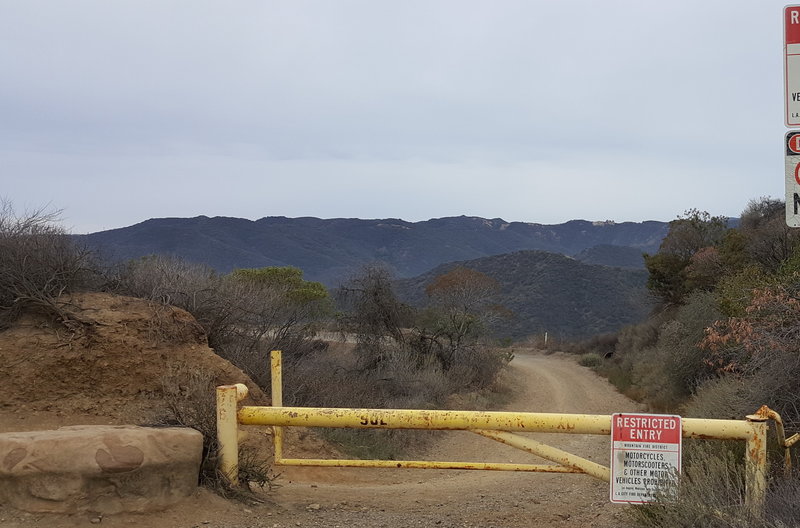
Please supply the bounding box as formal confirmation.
[0,1,789,233]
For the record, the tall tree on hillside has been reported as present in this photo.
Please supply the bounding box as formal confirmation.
[644,209,728,305]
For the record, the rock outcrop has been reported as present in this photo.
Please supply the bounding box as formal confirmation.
[0,425,203,514]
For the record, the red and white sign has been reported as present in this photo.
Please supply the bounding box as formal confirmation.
[786,6,800,126]
[610,413,682,504]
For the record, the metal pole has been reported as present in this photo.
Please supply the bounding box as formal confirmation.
[744,415,768,510]
[271,350,284,462]
[216,384,243,486]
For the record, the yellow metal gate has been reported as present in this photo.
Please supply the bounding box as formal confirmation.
[216,351,798,509]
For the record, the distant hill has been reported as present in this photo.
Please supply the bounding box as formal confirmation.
[573,244,646,269]
[80,215,668,286]
[394,250,652,339]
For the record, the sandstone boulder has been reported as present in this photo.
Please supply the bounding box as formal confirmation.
[0,425,203,514]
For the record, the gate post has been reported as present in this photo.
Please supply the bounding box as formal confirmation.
[744,414,768,510]
[271,350,284,461]
[216,383,248,486]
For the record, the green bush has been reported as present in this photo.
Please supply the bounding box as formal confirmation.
[578,353,602,368]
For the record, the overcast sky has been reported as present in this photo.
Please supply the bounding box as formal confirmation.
[0,1,793,233]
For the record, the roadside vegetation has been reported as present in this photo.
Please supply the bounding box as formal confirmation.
[566,201,800,527]
[0,200,513,489]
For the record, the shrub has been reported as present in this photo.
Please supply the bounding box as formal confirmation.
[111,256,328,389]
[628,443,800,528]
[701,282,800,429]
[153,362,276,496]
[561,333,618,357]
[0,201,97,329]
[683,377,752,421]
[627,446,766,528]
[715,266,772,318]
[631,291,721,410]
[578,353,602,368]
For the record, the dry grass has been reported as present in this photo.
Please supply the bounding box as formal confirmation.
[627,444,800,528]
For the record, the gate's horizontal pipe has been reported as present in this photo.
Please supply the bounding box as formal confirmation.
[239,406,759,442]
[275,457,583,473]
[238,406,612,434]
[680,417,756,441]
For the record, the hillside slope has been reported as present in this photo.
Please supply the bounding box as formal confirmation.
[395,250,652,339]
[573,244,646,269]
[80,215,668,286]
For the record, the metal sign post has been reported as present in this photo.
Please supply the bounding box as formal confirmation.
[609,413,682,504]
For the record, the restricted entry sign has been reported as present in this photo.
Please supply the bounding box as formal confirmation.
[787,132,800,227]
[786,6,800,126]
[610,413,682,504]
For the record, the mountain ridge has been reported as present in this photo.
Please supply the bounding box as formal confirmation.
[80,214,669,286]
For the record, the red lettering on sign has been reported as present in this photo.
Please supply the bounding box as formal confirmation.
[787,7,800,45]
[612,414,681,444]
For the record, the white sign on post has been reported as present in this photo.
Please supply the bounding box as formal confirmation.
[610,413,682,504]
[786,6,800,126]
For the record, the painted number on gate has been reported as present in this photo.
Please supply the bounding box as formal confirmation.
[360,414,388,426]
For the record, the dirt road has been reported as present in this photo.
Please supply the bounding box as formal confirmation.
[1,350,642,527]
[261,350,642,528]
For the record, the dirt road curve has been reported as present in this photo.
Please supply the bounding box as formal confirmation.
[1,350,642,528]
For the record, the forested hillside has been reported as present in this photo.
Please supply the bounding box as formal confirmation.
[395,250,651,339]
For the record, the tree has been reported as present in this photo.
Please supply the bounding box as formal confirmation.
[658,209,728,259]
[336,264,413,369]
[230,266,329,312]
[685,247,723,292]
[417,267,505,370]
[644,209,728,305]
[643,253,691,306]
[738,197,800,272]
[226,266,331,376]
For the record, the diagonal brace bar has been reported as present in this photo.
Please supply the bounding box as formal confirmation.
[473,429,610,482]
